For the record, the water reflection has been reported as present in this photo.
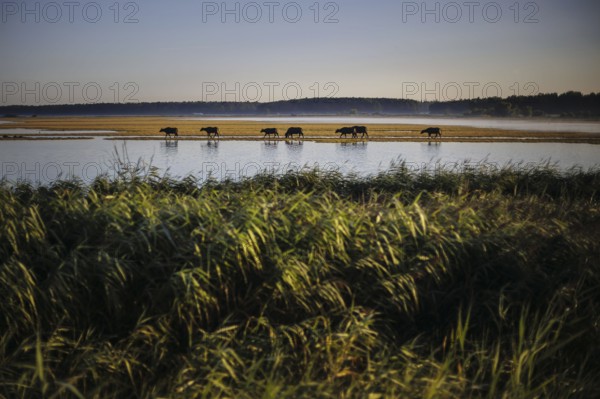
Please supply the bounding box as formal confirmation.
[198,139,220,160]
[160,139,179,155]
[206,139,220,151]
[285,140,304,148]
[336,141,368,171]
[423,141,442,151]
[337,141,368,161]
[1,139,598,186]
[284,140,304,165]
[338,141,368,149]
[262,140,279,156]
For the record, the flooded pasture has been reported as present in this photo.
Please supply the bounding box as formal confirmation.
[1,138,598,185]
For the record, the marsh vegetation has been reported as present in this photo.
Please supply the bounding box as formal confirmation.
[1,164,599,397]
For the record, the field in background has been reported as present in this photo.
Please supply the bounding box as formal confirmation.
[1,165,599,398]
[2,116,600,143]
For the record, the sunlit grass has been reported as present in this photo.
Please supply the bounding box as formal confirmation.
[1,164,599,398]
[3,116,600,143]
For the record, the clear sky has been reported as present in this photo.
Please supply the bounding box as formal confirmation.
[1,0,599,105]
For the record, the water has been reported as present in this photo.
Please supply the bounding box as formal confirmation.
[1,138,598,185]
[180,116,600,134]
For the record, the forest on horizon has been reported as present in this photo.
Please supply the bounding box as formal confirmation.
[1,92,598,118]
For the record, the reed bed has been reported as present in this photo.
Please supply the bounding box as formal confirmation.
[1,164,599,398]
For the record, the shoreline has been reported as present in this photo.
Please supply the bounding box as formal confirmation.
[1,116,599,144]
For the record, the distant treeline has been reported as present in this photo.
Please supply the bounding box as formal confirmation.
[0,98,423,117]
[429,92,600,118]
[1,93,598,117]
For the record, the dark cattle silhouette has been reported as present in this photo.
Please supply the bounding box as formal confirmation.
[160,127,178,138]
[421,127,442,138]
[285,127,304,139]
[201,127,220,138]
[261,128,279,138]
[336,127,356,138]
[353,126,368,138]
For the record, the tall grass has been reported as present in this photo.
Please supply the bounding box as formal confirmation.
[1,164,599,398]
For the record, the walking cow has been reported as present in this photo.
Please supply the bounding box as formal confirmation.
[353,126,368,138]
[201,127,220,138]
[261,128,279,138]
[160,127,178,138]
[285,127,304,139]
[421,127,442,139]
[336,127,356,138]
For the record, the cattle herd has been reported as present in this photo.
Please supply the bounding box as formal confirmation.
[160,126,443,139]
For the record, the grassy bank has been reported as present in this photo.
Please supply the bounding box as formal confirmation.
[1,165,599,398]
[2,116,600,143]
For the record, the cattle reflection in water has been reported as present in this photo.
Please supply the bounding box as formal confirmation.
[160,139,178,155]
[340,141,367,148]
[201,139,220,157]
[263,139,279,147]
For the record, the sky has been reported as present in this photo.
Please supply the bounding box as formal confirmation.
[1,0,599,105]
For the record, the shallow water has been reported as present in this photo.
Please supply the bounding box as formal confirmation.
[181,116,600,134]
[1,138,598,185]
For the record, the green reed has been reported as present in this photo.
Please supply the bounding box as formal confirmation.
[0,163,598,398]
